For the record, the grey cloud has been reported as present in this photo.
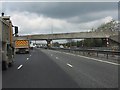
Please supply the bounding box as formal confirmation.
[41,2,117,19]
[1,1,118,35]
[3,2,117,19]
[66,9,118,23]
[0,2,2,13]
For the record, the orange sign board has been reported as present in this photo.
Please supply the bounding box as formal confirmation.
[15,40,29,48]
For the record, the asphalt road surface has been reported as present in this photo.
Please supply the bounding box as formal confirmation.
[2,48,119,88]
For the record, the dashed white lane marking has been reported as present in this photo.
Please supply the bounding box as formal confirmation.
[27,58,29,60]
[50,50,120,66]
[30,55,31,57]
[67,63,73,68]
[17,65,23,70]
[56,57,59,59]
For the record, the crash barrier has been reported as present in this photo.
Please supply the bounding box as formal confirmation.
[50,47,120,59]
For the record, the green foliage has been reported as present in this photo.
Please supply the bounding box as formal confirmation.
[63,39,106,47]
[95,20,118,32]
[79,39,103,47]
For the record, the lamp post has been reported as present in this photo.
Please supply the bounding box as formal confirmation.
[51,22,53,47]
[82,39,84,47]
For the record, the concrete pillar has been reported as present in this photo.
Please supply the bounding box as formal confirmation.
[46,39,52,48]
[35,40,36,45]
[102,38,107,47]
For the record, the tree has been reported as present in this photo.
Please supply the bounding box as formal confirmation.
[81,38,103,47]
[95,20,119,32]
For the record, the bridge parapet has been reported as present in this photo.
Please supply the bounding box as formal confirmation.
[15,31,118,39]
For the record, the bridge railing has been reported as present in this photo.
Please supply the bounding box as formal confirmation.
[49,47,120,59]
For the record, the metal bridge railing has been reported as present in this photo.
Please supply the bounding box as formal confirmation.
[50,47,120,59]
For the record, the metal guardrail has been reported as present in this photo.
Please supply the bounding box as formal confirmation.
[50,47,120,59]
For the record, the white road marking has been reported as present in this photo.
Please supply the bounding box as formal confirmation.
[63,52,120,66]
[30,55,31,57]
[17,65,23,70]
[50,50,120,66]
[77,55,120,66]
[67,63,73,68]
[27,58,29,60]
[73,54,76,56]
[51,54,53,56]
[56,57,59,59]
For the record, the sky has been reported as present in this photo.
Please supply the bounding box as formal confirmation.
[0,1,119,35]
[0,0,119,43]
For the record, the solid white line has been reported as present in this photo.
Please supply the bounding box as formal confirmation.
[67,63,73,68]
[77,55,120,66]
[56,57,59,59]
[63,52,120,66]
[17,65,23,70]
[51,50,120,66]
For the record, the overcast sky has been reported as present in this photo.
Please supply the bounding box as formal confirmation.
[0,1,118,36]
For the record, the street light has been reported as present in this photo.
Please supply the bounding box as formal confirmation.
[51,22,53,47]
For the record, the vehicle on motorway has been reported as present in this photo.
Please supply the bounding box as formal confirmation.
[15,39,30,54]
[59,45,64,49]
[43,46,47,49]
[36,45,40,48]
[30,42,34,50]
[0,13,18,70]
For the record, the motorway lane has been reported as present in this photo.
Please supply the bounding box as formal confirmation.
[40,49,118,88]
[2,48,79,88]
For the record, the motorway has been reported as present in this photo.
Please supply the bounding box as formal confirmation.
[2,48,119,88]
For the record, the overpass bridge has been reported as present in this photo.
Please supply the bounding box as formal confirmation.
[14,31,120,47]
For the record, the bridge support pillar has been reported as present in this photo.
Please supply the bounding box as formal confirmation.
[46,39,52,48]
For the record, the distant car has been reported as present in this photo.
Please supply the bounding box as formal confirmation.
[36,46,40,48]
[44,46,47,49]
[60,45,64,48]
[30,43,34,50]
[30,47,33,50]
